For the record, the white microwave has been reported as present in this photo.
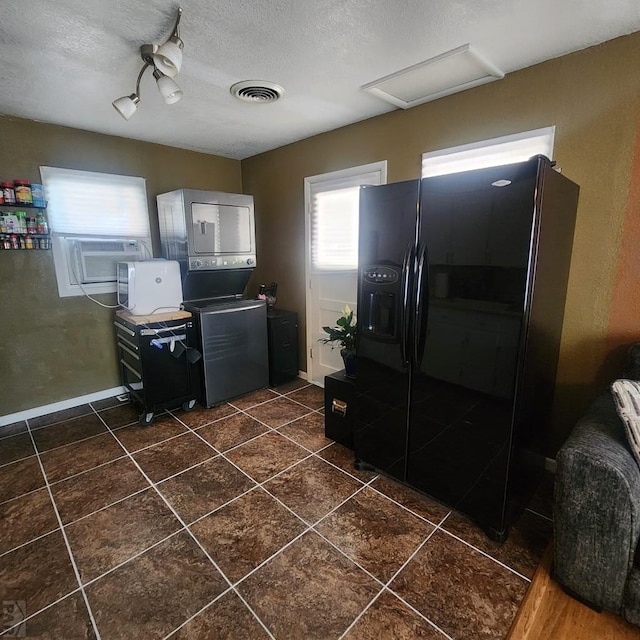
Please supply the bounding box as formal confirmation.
[117,260,183,316]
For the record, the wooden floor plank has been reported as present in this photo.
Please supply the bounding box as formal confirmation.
[508,543,640,640]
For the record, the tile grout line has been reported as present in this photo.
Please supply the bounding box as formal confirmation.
[27,409,96,431]
[366,481,533,582]
[0,428,30,443]
[0,484,47,509]
[0,586,87,636]
[60,485,152,528]
[161,589,233,639]
[379,525,454,640]
[248,477,454,640]
[337,524,454,640]
[79,529,186,590]
[0,527,63,561]
[168,402,321,458]
[365,482,450,529]
[45,452,130,486]
[21,421,103,640]
[169,402,356,493]
[436,525,532,583]
[311,446,380,485]
[225,481,374,594]
[94,412,277,640]
[161,582,276,640]
[190,466,375,596]
[0,451,39,471]
[14,420,125,462]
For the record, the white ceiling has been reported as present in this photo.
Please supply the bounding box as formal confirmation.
[1,0,639,160]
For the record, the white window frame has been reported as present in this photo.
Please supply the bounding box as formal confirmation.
[421,126,555,178]
[304,161,388,274]
[40,167,153,298]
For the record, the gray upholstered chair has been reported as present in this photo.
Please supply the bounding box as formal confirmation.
[553,344,640,626]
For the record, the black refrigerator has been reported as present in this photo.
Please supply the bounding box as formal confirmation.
[354,155,579,541]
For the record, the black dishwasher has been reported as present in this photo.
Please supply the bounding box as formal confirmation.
[114,310,201,425]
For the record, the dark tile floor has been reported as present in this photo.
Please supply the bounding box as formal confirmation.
[0,379,553,639]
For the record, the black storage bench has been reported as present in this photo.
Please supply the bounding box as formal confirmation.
[324,370,355,449]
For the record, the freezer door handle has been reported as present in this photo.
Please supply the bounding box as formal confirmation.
[413,242,429,368]
[400,242,414,368]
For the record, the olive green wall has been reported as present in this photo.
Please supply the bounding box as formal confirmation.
[241,33,640,452]
[0,117,241,414]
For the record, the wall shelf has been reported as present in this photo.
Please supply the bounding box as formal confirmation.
[0,203,46,209]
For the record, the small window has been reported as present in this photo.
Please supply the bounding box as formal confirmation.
[40,167,152,298]
[421,126,555,178]
[305,162,387,271]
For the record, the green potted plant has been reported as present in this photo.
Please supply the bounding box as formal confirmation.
[319,304,357,377]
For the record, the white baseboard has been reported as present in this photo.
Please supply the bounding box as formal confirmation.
[0,386,127,427]
[298,370,308,380]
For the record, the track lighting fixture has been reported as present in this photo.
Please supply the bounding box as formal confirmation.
[112,7,184,120]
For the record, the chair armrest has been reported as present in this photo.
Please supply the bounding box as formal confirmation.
[553,394,640,613]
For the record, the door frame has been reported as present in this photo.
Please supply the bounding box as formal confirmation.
[304,161,387,385]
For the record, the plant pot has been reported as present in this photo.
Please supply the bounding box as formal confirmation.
[340,349,356,378]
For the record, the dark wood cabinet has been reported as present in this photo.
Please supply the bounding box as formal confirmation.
[266,309,298,386]
[324,370,356,449]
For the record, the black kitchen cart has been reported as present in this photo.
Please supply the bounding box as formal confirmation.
[114,309,201,425]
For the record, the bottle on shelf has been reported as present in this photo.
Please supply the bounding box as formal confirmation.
[36,213,48,235]
[15,211,27,233]
[30,183,46,208]
[4,214,17,233]
[1,182,16,205]
[14,180,33,205]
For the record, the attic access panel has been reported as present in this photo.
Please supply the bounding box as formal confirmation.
[362,44,504,109]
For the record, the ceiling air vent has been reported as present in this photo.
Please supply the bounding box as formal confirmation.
[230,81,284,103]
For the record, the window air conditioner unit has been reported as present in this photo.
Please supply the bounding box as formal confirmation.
[69,238,145,284]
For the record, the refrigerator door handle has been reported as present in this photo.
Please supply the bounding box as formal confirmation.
[413,242,429,368]
[400,242,414,368]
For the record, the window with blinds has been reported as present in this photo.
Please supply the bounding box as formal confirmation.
[421,126,555,178]
[40,167,150,237]
[39,166,151,297]
[306,163,386,271]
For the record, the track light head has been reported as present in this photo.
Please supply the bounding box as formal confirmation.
[153,69,183,104]
[112,93,140,120]
[153,37,184,78]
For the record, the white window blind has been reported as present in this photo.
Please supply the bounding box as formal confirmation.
[40,166,150,237]
[422,126,555,178]
[309,168,384,270]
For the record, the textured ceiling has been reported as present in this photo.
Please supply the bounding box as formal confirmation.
[0,0,639,160]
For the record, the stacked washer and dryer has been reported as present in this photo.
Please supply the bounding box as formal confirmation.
[156,189,268,407]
